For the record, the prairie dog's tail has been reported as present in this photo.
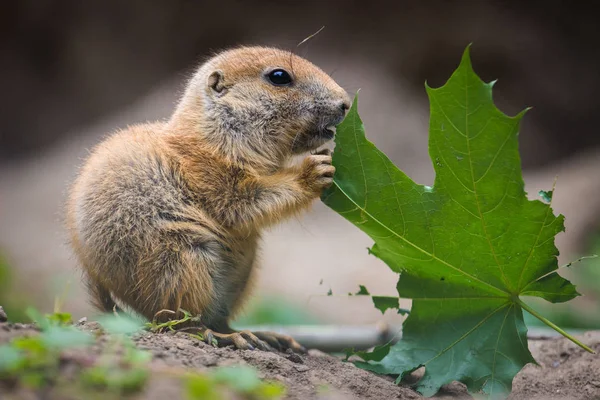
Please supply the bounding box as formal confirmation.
[86,278,122,313]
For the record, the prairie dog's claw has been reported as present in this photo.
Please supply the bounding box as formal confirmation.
[186,327,274,351]
[313,148,332,156]
[252,331,307,353]
[300,152,335,193]
[182,327,302,353]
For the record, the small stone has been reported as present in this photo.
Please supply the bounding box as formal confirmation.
[307,349,329,358]
[176,343,185,350]
[286,353,304,364]
[77,317,88,325]
[205,357,218,367]
[0,306,7,322]
[552,361,560,368]
[294,364,310,372]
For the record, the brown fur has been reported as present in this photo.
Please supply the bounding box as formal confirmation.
[66,46,350,333]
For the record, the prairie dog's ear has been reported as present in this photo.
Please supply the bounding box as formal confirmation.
[207,70,226,94]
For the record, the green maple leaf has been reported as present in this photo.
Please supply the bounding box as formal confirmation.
[322,46,593,398]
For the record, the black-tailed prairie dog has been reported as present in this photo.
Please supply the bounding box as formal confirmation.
[67,46,350,351]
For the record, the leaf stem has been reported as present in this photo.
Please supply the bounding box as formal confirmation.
[558,254,598,270]
[526,254,599,288]
[517,298,594,353]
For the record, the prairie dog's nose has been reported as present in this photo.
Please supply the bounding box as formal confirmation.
[329,99,350,126]
[340,100,350,113]
[335,98,351,122]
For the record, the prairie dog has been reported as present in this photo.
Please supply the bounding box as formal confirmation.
[67,46,350,351]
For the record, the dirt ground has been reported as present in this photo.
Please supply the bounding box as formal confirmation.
[1,319,598,400]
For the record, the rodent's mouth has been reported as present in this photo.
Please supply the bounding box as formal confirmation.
[320,126,335,140]
[291,126,336,154]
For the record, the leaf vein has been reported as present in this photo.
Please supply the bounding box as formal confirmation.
[423,303,509,366]
[463,78,510,289]
[332,182,508,296]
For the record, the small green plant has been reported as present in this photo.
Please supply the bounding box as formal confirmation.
[1,306,288,398]
[143,308,220,345]
[0,309,92,389]
[0,309,153,396]
[186,365,286,400]
[145,308,201,332]
[44,312,72,326]
[0,253,29,322]
[80,345,151,394]
[81,313,151,394]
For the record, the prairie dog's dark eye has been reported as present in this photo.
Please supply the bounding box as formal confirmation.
[267,69,293,86]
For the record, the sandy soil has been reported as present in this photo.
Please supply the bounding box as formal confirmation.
[1,319,598,400]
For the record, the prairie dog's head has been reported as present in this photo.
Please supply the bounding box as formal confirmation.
[173,46,351,168]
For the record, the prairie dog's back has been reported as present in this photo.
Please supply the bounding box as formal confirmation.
[68,124,204,294]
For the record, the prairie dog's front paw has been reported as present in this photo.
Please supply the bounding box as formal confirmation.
[299,151,335,195]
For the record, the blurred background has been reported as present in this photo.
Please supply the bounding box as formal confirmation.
[1,0,599,333]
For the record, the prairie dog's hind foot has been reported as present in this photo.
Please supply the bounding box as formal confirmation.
[182,326,306,353]
[186,327,272,351]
